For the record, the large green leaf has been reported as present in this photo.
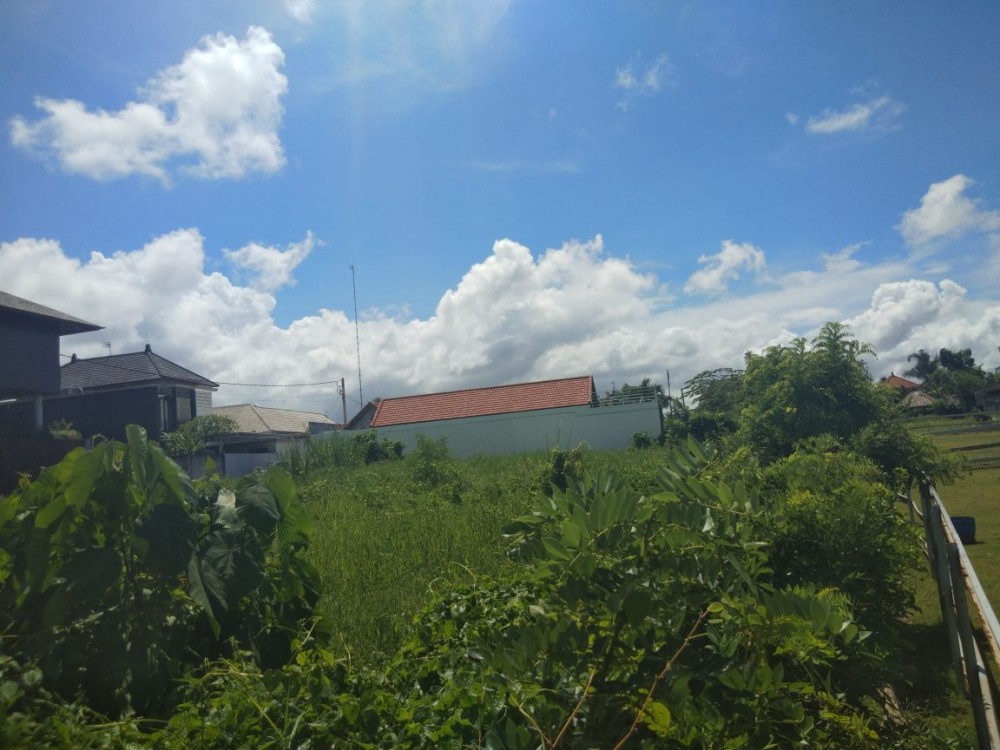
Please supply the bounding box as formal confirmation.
[238,484,281,538]
[187,555,222,638]
[264,466,313,548]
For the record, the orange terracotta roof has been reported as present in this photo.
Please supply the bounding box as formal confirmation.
[371,375,597,427]
[884,374,920,390]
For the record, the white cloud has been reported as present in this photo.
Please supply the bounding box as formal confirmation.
[615,53,674,110]
[848,279,1000,375]
[898,174,1000,247]
[2,231,998,417]
[821,243,864,273]
[284,0,316,23]
[9,27,287,184]
[684,240,767,295]
[224,232,315,292]
[805,95,904,135]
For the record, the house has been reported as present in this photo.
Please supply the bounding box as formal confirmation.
[344,375,663,456]
[37,344,218,441]
[0,290,102,430]
[209,403,339,475]
[883,374,920,391]
[975,383,1000,414]
[345,399,380,430]
[1,291,103,492]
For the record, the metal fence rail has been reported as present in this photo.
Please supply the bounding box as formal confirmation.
[909,482,1000,748]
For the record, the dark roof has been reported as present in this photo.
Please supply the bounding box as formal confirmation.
[345,400,379,430]
[370,375,597,427]
[0,290,102,336]
[61,346,218,392]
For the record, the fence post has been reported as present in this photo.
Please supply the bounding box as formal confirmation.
[929,503,964,682]
[948,542,993,748]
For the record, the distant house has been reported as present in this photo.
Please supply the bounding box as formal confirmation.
[0,290,102,430]
[210,403,339,475]
[975,383,1000,414]
[38,344,218,441]
[346,375,662,456]
[883,374,920,391]
[345,399,380,430]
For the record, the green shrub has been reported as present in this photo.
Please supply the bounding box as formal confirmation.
[536,442,586,496]
[0,426,323,719]
[630,430,653,449]
[763,441,923,644]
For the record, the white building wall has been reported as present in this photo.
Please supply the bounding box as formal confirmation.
[351,401,661,457]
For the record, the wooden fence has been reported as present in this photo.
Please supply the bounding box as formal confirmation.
[904,482,1000,748]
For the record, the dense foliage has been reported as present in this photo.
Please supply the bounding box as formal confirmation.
[673,323,964,490]
[2,432,962,747]
[160,413,239,460]
[0,426,322,726]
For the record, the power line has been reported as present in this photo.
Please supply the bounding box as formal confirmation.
[214,379,340,387]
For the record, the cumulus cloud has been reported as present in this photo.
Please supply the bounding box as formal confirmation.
[2,231,998,417]
[848,279,1000,375]
[805,95,904,135]
[615,53,674,110]
[224,232,315,291]
[9,27,287,184]
[684,240,767,296]
[898,174,1000,247]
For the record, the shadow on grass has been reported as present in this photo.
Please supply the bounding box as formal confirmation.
[896,620,976,742]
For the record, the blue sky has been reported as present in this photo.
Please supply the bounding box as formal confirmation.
[2,1,999,417]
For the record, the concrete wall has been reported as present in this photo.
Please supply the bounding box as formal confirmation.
[224,452,279,475]
[354,401,661,457]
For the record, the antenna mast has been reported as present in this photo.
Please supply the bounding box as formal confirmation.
[351,265,363,404]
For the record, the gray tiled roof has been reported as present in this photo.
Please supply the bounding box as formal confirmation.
[0,290,102,335]
[212,403,337,434]
[60,347,218,391]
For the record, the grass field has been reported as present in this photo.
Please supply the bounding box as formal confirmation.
[298,444,675,661]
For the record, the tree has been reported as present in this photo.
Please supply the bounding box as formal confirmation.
[904,349,938,382]
[736,323,880,461]
[682,367,744,413]
[938,347,978,373]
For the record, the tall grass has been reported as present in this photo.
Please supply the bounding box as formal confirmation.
[297,441,674,662]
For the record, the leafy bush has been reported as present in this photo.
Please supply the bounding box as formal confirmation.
[536,442,586,496]
[409,433,465,503]
[0,426,323,719]
[630,430,653,449]
[160,413,238,459]
[763,441,923,644]
[46,418,81,441]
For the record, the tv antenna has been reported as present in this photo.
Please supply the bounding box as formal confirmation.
[350,264,363,405]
